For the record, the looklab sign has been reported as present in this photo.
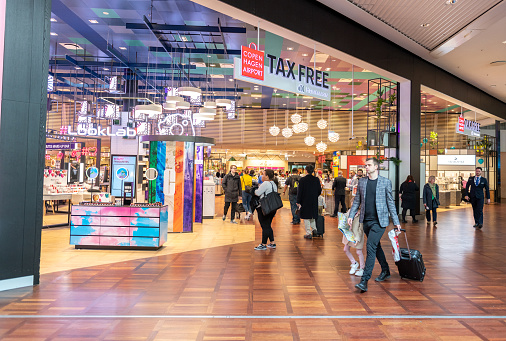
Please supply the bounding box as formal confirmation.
[437,155,475,166]
[234,45,331,100]
[456,116,480,137]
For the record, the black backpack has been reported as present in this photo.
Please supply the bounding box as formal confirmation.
[289,175,300,195]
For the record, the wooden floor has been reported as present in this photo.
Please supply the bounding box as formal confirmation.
[2,199,506,340]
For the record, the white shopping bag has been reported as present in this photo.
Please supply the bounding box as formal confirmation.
[388,229,401,262]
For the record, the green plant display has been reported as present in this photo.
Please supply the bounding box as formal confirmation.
[429,131,438,149]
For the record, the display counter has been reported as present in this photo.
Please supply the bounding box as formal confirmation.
[439,191,451,208]
[43,193,72,228]
[70,205,168,249]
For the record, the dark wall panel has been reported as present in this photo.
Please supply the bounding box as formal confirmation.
[0,0,51,283]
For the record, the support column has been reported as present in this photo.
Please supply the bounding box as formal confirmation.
[0,0,52,291]
[399,81,421,214]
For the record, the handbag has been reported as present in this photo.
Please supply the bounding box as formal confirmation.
[260,182,283,215]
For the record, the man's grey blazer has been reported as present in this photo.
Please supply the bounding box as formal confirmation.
[348,176,400,228]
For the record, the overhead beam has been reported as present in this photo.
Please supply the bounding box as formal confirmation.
[142,16,195,87]
[126,23,246,34]
[49,59,196,69]
[149,46,240,55]
[65,55,108,84]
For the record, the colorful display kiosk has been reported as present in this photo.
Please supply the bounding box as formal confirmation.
[140,135,215,233]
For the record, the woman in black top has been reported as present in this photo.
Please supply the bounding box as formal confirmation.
[399,175,419,223]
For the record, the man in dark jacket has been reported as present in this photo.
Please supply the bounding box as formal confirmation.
[296,164,322,239]
[222,165,242,224]
[283,168,301,224]
[330,170,347,217]
[465,167,490,229]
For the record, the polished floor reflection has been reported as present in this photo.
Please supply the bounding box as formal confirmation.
[1,201,506,340]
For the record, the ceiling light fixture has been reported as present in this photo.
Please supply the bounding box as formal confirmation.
[119,47,127,50]
[291,113,302,124]
[302,53,308,57]
[316,141,327,153]
[178,86,202,97]
[175,101,191,110]
[216,98,232,109]
[328,131,340,143]
[287,47,293,50]
[50,18,57,22]
[102,11,109,15]
[304,135,315,146]
[269,126,280,136]
[166,96,184,103]
[89,19,99,24]
[163,102,177,111]
[204,101,217,109]
[103,68,109,71]
[199,107,217,115]
[210,64,216,67]
[135,104,162,116]
[282,127,293,138]
[50,32,58,36]
[421,23,430,27]
[298,122,308,133]
[317,119,327,129]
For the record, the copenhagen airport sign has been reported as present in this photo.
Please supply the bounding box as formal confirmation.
[66,125,137,137]
[234,43,331,100]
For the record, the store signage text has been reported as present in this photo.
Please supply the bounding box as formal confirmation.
[241,45,264,80]
[66,125,137,137]
[437,155,475,166]
[456,116,480,137]
[46,142,78,150]
[234,46,331,100]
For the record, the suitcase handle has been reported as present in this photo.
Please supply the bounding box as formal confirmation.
[399,229,411,260]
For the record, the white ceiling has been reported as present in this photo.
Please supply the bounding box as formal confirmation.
[318,0,506,104]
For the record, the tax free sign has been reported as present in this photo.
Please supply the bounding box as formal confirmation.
[234,45,331,101]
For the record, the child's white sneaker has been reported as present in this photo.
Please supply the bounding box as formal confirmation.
[349,262,359,274]
[354,268,364,277]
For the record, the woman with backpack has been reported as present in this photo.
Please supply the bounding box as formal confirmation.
[254,169,278,250]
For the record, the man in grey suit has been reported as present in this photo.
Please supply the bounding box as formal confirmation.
[348,158,401,292]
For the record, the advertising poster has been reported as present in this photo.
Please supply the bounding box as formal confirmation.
[111,155,136,197]
[173,142,184,232]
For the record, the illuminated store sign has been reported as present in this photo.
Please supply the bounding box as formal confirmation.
[234,44,331,100]
[456,116,480,137]
[437,155,475,166]
[66,125,137,137]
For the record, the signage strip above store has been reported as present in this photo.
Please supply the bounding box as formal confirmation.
[234,45,331,101]
[456,116,480,137]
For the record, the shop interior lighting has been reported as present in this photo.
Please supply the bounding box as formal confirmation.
[163,102,177,110]
[292,124,303,134]
[204,101,217,109]
[282,127,293,138]
[50,18,57,22]
[298,122,308,133]
[166,96,184,103]
[317,119,328,129]
[216,99,232,109]
[119,47,127,50]
[291,113,302,124]
[199,107,217,115]
[316,141,327,153]
[50,32,58,36]
[304,135,315,146]
[269,126,280,136]
[178,87,202,97]
[175,101,191,110]
[89,19,99,24]
[328,132,340,142]
[135,104,162,116]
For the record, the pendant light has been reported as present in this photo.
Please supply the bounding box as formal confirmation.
[269,89,280,136]
[282,109,292,138]
[304,109,314,146]
[199,107,217,115]
[216,98,232,110]
[291,112,302,124]
[163,102,177,110]
[135,103,162,116]
[178,86,201,97]
[316,141,327,153]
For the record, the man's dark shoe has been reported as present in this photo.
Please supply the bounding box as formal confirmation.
[291,221,300,225]
[413,219,418,223]
[401,220,408,224]
[477,224,483,229]
[473,223,479,228]
[355,279,368,292]
[375,270,391,282]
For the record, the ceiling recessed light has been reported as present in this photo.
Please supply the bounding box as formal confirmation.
[433,102,437,104]
[50,32,58,36]
[207,55,211,58]
[102,11,109,15]
[243,92,248,95]
[285,58,290,61]
[89,19,99,24]
[210,64,216,67]
[287,47,293,51]
[421,23,430,27]
[103,68,109,71]
[302,53,308,57]
[502,41,506,44]
[74,67,80,69]
[119,47,127,50]
[50,18,57,22]
[325,67,331,71]
[228,78,234,81]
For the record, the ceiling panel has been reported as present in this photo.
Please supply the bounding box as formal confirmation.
[346,0,502,50]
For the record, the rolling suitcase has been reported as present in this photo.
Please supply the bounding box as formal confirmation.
[395,229,426,281]
[315,215,325,237]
